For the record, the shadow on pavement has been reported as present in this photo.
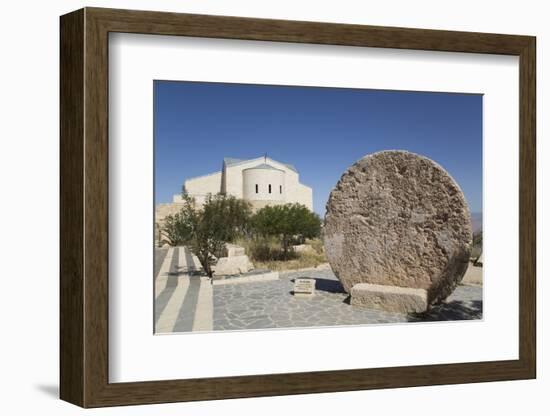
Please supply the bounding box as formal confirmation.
[408,300,483,322]
[289,277,346,294]
[313,278,346,294]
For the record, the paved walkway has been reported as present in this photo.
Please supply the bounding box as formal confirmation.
[154,247,213,333]
[154,248,482,333]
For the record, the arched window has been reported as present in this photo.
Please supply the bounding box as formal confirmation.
[255,184,258,194]
[268,184,272,194]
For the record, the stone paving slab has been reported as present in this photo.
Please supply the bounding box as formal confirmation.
[155,247,214,333]
[213,271,280,286]
[155,248,482,333]
[212,268,482,331]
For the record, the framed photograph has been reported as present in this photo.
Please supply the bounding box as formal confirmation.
[60,7,536,408]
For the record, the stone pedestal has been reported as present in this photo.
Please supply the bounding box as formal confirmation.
[350,283,428,314]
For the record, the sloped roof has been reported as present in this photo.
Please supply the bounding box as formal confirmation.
[223,157,244,166]
[244,163,284,171]
[224,156,297,172]
[283,162,297,172]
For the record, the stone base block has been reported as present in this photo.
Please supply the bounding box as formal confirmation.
[222,243,246,257]
[213,255,254,276]
[350,283,428,314]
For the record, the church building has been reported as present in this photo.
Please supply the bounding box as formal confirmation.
[175,156,313,211]
[155,156,313,245]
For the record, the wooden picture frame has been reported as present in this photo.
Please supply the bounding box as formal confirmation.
[60,7,536,408]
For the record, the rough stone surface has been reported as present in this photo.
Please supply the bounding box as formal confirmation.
[221,243,246,257]
[324,151,472,304]
[351,283,428,313]
[213,255,254,276]
[293,244,314,254]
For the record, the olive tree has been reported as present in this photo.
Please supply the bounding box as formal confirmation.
[251,203,321,259]
[161,194,252,277]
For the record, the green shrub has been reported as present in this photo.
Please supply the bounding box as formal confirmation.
[251,203,321,259]
[161,210,193,247]
[161,193,252,277]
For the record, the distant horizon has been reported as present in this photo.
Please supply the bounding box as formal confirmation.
[154,81,483,216]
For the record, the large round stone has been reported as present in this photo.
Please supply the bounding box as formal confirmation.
[324,151,472,305]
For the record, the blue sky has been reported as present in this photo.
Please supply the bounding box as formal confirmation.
[154,81,482,216]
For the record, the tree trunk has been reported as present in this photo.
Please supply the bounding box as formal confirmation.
[282,235,289,260]
[204,259,213,278]
[198,252,213,277]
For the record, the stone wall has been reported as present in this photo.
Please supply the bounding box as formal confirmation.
[248,199,286,211]
[292,182,313,210]
[155,202,185,246]
[183,171,222,201]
